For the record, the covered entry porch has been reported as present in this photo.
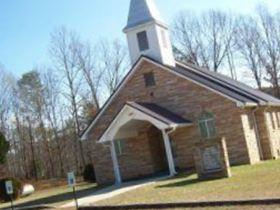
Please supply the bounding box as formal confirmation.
[99,102,192,184]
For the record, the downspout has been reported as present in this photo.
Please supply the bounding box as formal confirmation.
[164,125,178,175]
[252,107,264,160]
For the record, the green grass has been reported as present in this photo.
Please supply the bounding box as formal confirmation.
[123,207,280,210]
[96,160,280,206]
[0,182,99,209]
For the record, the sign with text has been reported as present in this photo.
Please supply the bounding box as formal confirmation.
[5,181,13,195]
[202,146,222,171]
[67,172,76,187]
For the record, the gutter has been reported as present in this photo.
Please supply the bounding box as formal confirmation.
[167,125,177,135]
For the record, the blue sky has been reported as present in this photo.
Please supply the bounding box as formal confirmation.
[1,0,279,76]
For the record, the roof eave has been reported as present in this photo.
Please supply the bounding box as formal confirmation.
[267,102,280,107]
[123,20,168,33]
[172,122,193,128]
[239,101,280,108]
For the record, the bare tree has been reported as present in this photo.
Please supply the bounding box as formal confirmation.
[76,41,102,111]
[172,11,203,66]
[257,5,280,96]
[173,10,236,73]
[12,93,29,178]
[98,39,128,94]
[0,66,14,134]
[17,71,55,179]
[236,16,264,89]
[42,68,65,177]
[50,27,86,172]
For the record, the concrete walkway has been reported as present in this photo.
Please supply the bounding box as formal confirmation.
[61,175,169,208]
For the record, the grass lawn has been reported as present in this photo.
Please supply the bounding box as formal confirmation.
[96,160,280,206]
[105,207,280,210]
[0,181,99,209]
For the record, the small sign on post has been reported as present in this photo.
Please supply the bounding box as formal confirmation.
[67,172,78,210]
[67,172,76,187]
[5,180,14,210]
[5,181,13,195]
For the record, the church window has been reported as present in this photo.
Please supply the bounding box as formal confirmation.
[198,112,216,139]
[114,140,125,156]
[137,31,149,51]
[143,72,156,87]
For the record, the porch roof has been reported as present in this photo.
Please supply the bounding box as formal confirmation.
[98,102,192,143]
[127,102,191,125]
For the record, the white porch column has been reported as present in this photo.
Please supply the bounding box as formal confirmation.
[161,130,176,176]
[110,141,122,185]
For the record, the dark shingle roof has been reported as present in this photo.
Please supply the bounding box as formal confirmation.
[81,56,280,139]
[174,62,280,106]
[127,102,192,125]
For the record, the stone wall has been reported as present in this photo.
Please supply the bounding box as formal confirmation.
[263,107,280,159]
[147,126,168,173]
[255,107,280,160]
[89,60,263,184]
[255,107,272,160]
[241,109,261,164]
[117,125,168,181]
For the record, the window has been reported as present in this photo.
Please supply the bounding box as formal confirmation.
[198,112,216,139]
[143,72,156,87]
[114,140,125,156]
[137,31,149,51]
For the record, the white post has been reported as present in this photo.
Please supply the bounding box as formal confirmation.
[110,141,122,185]
[161,130,176,176]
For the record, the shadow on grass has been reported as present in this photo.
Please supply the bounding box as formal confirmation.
[156,172,222,188]
[9,185,101,209]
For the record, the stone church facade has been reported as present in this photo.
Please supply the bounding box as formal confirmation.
[81,0,280,185]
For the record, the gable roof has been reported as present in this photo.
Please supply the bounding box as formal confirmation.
[175,62,280,106]
[124,0,166,31]
[81,56,280,140]
[127,102,191,125]
[99,102,191,143]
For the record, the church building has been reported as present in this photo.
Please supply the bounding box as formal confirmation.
[81,0,280,184]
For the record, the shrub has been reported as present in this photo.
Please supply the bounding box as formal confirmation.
[0,132,9,164]
[0,178,22,202]
[83,164,96,182]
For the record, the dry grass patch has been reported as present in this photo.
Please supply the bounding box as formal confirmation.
[0,182,98,209]
[96,160,280,206]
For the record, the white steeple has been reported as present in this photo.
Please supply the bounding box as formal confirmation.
[123,0,175,67]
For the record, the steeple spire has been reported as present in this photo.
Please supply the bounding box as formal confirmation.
[124,0,165,31]
[123,0,175,67]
